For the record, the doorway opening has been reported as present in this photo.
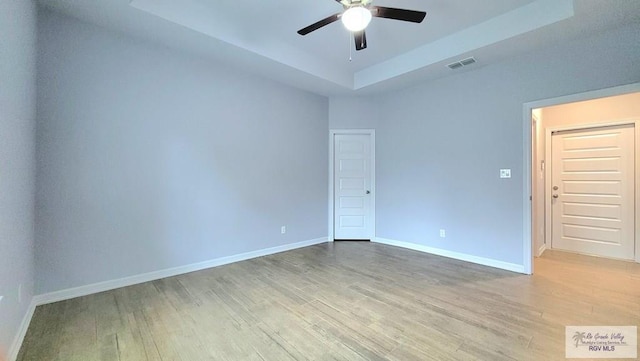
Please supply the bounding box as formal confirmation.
[524,84,640,274]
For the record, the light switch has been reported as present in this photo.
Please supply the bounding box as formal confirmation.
[500,169,511,178]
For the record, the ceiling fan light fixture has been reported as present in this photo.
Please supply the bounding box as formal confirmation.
[341,6,372,32]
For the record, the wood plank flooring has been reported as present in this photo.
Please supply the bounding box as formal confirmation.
[17,242,640,360]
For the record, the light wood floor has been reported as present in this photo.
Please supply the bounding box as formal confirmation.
[17,242,640,360]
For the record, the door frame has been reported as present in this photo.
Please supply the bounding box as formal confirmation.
[545,121,638,258]
[522,82,640,274]
[329,129,376,241]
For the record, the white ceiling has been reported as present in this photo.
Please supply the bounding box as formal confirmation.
[38,0,640,96]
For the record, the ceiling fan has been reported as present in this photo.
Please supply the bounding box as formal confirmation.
[297,0,426,51]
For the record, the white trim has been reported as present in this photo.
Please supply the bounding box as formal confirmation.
[637,120,640,264]
[33,237,328,306]
[328,131,334,241]
[523,104,533,274]
[544,127,552,260]
[373,238,525,274]
[530,113,541,265]
[537,242,547,257]
[328,129,376,241]
[545,118,639,133]
[522,82,640,274]
[8,299,37,361]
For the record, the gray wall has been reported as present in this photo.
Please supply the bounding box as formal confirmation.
[35,11,329,294]
[0,0,36,356]
[329,97,380,129]
[331,22,640,265]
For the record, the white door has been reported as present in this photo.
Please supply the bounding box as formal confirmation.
[333,133,374,240]
[551,124,635,260]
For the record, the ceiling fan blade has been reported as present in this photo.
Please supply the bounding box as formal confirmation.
[297,13,341,35]
[371,6,426,23]
[354,30,367,51]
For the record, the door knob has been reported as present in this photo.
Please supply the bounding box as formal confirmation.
[366,190,371,194]
[552,194,559,198]
[553,186,559,191]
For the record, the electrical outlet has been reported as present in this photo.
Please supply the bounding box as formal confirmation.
[439,229,446,238]
[500,169,511,178]
[281,226,286,234]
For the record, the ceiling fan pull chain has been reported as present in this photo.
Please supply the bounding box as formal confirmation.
[349,31,353,62]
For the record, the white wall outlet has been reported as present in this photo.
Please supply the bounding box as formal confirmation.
[439,229,446,238]
[281,226,286,234]
[500,169,511,178]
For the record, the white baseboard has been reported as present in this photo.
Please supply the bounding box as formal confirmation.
[537,243,547,257]
[8,299,37,361]
[373,237,525,274]
[34,237,328,306]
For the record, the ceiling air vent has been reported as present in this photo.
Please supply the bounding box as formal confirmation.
[447,56,476,70]
[460,57,476,66]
